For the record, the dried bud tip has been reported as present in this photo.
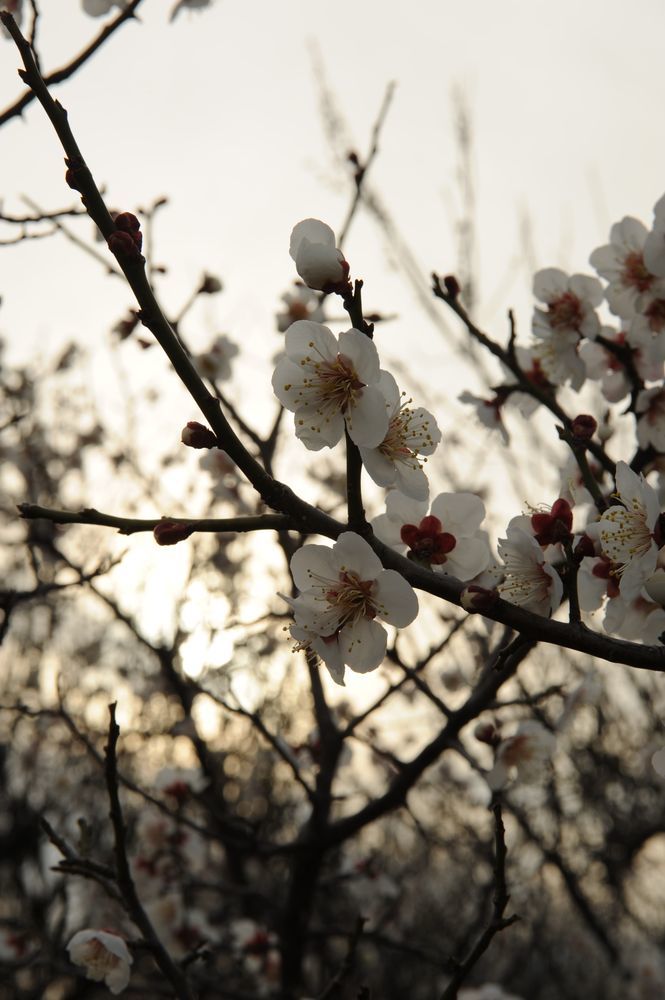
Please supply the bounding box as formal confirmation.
[199,273,223,295]
[181,421,217,449]
[460,585,498,612]
[153,520,194,546]
[474,722,500,746]
[571,414,597,442]
[443,274,461,299]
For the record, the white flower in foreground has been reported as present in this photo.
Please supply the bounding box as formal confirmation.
[487,721,556,792]
[67,930,132,995]
[82,0,123,16]
[589,216,662,319]
[285,532,418,685]
[194,334,238,382]
[373,490,490,580]
[272,320,389,450]
[532,267,603,339]
[597,462,661,601]
[289,219,348,291]
[497,520,563,616]
[644,192,665,278]
[359,372,441,500]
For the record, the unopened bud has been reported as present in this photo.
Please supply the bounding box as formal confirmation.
[181,421,217,449]
[153,520,194,546]
[474,722,500,746]
[460,585,499,612]
[114,212,143,252]
[199,273,223,294]
[571,414,597,442]
[108,231,141,258]
[443,274,460,299]
[64,156,85,192]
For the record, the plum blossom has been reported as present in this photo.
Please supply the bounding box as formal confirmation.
[359,372,441,500]
[531,268,603,389]
[372,490,490,580]
[589,216,662,319]
[595,462,661,601]
[644,192,665,278]
[82,0,124,16]
[284,532,418,685]
[289,219,348,292]
[67,929,132,994]
[230,919,280,994]
[458,390,509,444]
[487,720,556,791]
[497,519,563,616]
[276,282,325,333]
[155,766,208,801]
[636,387,665,452]
[145,893,215,959]
[272,320,389,450]
[194,334,238,382]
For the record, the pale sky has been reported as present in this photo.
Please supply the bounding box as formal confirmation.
[1,0,664,504]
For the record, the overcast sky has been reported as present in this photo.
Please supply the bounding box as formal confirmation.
[1,0,664,502]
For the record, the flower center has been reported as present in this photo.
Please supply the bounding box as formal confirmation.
[324,571,377,629]
[547,292,584,330]
[622,251,654,293]
[401,515,457,565]
[600,505,653,566]
[83,938,122,976]
[302,350,366,414]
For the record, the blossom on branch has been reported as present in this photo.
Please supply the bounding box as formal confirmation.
[373,490,490,579]
[272,320,389,450]
[590,216,663,319]
[276,282,325,332]
[194,333,238,382]
[358,372,441,500]
[497,519,563,616]
[289,219,349,292]
[595,462,661,601]
[530,267,603,389]
[284,532,418,685]
[644,192,665,278]
[67,929,132,994]
[487,720,556,791]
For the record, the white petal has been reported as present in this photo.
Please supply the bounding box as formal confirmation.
[340,617,387,672]
[337,329,382,385]
[290,544,336,592]
[359,445,397,488]
[289,219,336,261]
[285,320,337,363]
[331,532,383,578]
[442,536,491,581]
[385,490,427,524]
[345,384,390,448]
[373,569,419,627]
[393,462,430,501]
[311,635,346,685]
[430,492,486,537]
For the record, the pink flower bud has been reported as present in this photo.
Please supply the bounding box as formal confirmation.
[108,231,141,258]
[571,414,597,442]
[153,520,194,546]
[181,421,217,449]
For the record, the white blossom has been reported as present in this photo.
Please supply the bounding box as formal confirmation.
[67,930,132,995]
[531,268,603,389]
[589,216,662,319]
[359,372,441,500]
[636,387,665,452]
[596,462,661,601]
[194,334,238,382]
[644,192,665,278]
[272,320,389,450]
[497,519,563,616]
[289,219,347,291]
[170,0,213,20]
[284,532,418,685]
[487,721,556,792]
[276,283,325,333]
[372,490,490,580]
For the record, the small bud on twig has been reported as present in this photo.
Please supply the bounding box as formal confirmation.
[153,520,194,546]
[570,414,597,443]
[181,421,217,449]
